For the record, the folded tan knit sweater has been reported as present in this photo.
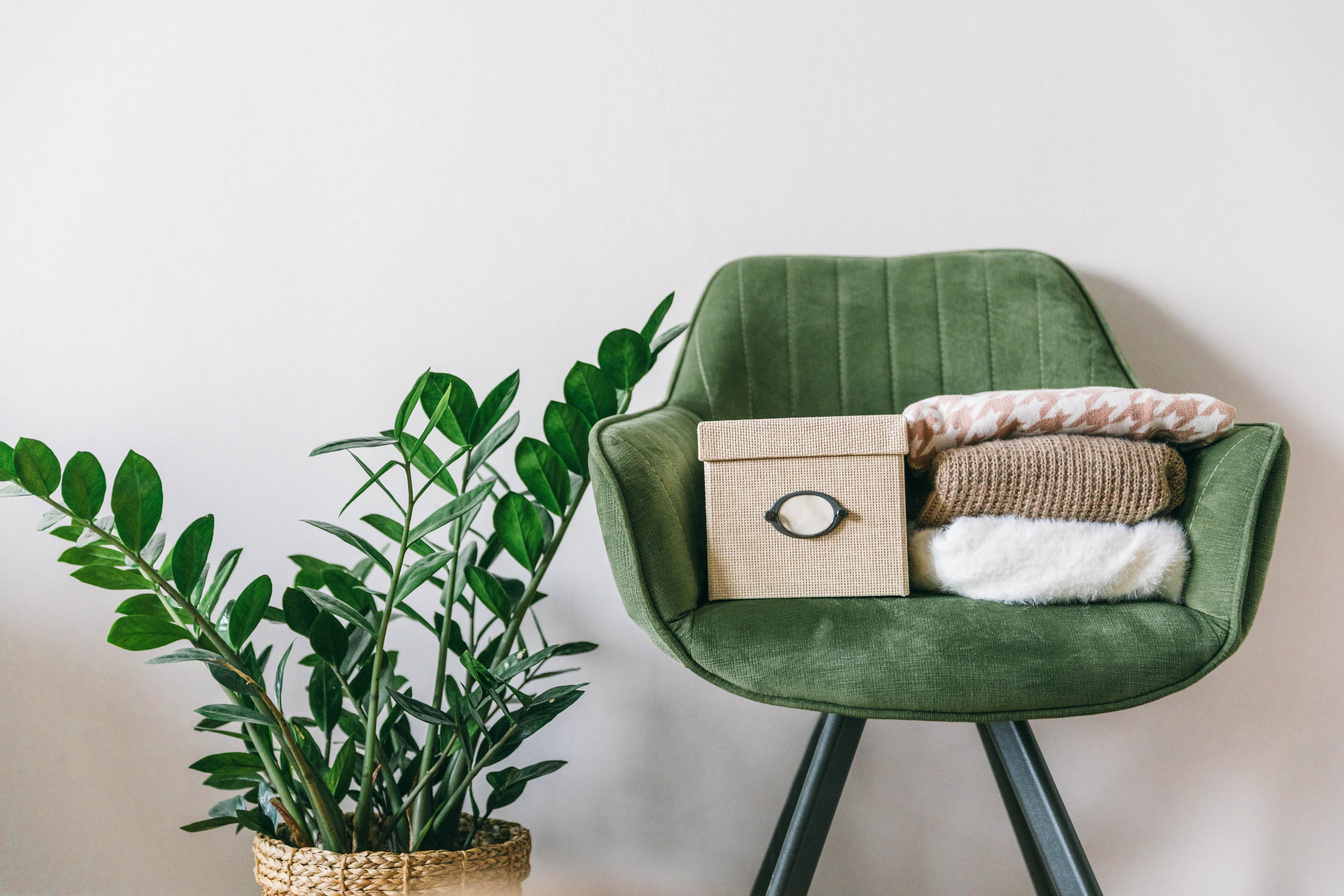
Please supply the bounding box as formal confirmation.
[916,434,1186,527]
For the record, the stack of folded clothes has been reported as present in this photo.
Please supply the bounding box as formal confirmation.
[899,387,1237,605]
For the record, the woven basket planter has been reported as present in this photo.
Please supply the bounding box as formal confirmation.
[253,816,531,895]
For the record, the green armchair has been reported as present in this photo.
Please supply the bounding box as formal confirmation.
[589,251,1289,896]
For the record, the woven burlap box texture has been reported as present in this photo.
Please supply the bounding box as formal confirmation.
[698,414,909,601]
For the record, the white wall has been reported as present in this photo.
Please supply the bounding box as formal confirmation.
[2,3,1342,894]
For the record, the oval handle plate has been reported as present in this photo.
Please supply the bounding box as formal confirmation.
[763,490,849,539]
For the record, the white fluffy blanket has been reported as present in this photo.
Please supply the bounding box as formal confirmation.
[909,516,1189,604]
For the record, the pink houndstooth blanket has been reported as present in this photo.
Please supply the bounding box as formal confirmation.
[902,387,1236,469]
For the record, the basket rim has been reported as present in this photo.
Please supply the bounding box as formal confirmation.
[252,815,529,863]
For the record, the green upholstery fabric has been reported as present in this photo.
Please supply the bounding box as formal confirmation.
[589,250,1290,721]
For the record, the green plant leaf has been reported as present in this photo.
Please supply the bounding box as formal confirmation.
[309,611,349,666]
[196,704,275,727]
[141,531,167,566]
[553,640,598,656]
[387,687,457,726]
[597,328,652,390]
[303,520,392,574]
[325,737,358,802]
[542,402,590,476]
[340,458,399,516]
[563,362,618,426]
[274,641,294,714]
[359,513,436,558]
[514,438,570,515]
[147,647,224,665]
[201,548,242,619]
[171,515,215,597]
[190,752,266,775]
[514,684,584,738]
[300,587,377,635]
[234,807,276,838]
[290,553,340,590]
[641,292,675,343]
[72,565,152,590]
[209,794,247,819]
[494,641,597,680]
[394,368,431,437]
[420,373,477,446]
[181,817,235,833]
[58,544,123,567]
[61,451,106,521]
[463,412,520,482]
[49,524,82,540]
[111,450,162,553]
[399,435,460,496]
[463,566,512,624]
[470,371,521,443]
[394,550,454,600]
[0,441,15,482]
[394,597,435,633]
[461,652,513,720]
[14,438,61,498]
[107,615,192,651]
[406,480,495,544]
[282,586,318,637]
[228,575,272,647]
[492,492,544,571]
[114,593,171,619]
[485,759,567,813]
[322,568,375,614]
[650,322,689,357]
[309,436,396,457]
[201,771,262,790]
[307,663,342,736]
[208,660,252,696]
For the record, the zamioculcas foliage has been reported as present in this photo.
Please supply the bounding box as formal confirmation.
[0,296,686,853]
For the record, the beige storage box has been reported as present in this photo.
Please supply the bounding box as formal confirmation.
[697,414,909,601]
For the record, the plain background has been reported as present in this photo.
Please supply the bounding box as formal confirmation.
[2,3,1342,894]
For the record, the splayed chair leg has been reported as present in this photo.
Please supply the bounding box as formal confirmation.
[978,720,1103,896]
[751,713,866,896]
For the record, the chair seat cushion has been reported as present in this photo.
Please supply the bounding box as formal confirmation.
[670,594,1228,720]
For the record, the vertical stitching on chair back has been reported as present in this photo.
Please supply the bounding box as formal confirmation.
[785,258,797,415]
[737,262,755,416]
[884,257,897,409]
[933,255,947,393]
[836,257,847,414]
[1033,253,1045,387]
[983,251,997,390]
[693,325,716,417]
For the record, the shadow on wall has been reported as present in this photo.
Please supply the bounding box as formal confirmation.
[1026,272,1344,894]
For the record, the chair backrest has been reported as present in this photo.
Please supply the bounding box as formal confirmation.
[667,250,1138,421]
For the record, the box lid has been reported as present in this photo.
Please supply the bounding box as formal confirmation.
[697,414,908,462]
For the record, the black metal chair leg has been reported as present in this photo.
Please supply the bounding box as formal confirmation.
[978,721,1103,896]
[750,715,826,896]
[753,713,866,896]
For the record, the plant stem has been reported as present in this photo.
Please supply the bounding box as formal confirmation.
[373,731,459,847]
[492,390,628,667]
[35,495,348,851]
[331,664,410,850]
[352,456,416,849]
[412,464,473,836]
[413,724,517,851]
[491,477,588,669]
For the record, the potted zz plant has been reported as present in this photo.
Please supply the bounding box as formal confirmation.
[0,295,685,895]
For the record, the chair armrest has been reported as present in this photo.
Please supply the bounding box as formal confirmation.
[1177,423,1290,646]
[589,404,707,658]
